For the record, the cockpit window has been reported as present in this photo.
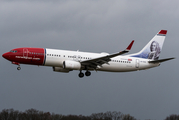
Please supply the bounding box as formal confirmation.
[10,50,17,53]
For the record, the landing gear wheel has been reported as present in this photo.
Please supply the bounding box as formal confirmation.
[17,67,21,70]
[79,72,84,78]
[85,71,91,76]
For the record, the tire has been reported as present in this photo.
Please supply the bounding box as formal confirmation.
[85,71,91,76]
[17,67,21,70]
[79,72,84,78]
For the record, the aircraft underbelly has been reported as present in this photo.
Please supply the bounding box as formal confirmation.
[98,63,136,72]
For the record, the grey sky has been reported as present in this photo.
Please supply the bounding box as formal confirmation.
[0,0,178,119]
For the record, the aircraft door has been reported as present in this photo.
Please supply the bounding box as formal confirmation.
[23,49,29,57]
[136,59,140,68]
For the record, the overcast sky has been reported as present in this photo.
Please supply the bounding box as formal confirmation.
[0,0,178,119]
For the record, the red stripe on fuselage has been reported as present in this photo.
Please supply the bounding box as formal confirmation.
[4,48,45,65]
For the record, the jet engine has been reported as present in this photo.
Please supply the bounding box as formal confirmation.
[63,60,81,70]
[53,67,70,73]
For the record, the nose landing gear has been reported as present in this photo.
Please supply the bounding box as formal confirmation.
[17,66,21,70]
[12,62,21,70]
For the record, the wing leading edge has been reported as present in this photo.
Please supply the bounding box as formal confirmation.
[81,40,134,70]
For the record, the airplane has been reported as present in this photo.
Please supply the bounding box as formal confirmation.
[2,30,175,78]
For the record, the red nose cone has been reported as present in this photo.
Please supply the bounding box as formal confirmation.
[2,53,8,59]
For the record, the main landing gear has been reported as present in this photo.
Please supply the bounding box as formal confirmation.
[78,71,91,78]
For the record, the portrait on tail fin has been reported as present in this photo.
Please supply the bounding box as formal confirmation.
[128,30,166,60]
[148,41,161,60]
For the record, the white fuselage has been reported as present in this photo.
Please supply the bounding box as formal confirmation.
[44,48,159,72]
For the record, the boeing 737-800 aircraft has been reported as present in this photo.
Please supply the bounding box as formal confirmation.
[2,30,174,78]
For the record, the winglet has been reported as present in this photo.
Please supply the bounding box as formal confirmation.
[126,40,134,51]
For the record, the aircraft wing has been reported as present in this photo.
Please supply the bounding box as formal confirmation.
[80,40,134,69]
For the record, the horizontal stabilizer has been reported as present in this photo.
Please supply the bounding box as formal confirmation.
[148,57,175,63]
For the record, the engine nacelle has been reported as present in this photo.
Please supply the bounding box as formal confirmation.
[53,67,70,73]
[63,60,81,70]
